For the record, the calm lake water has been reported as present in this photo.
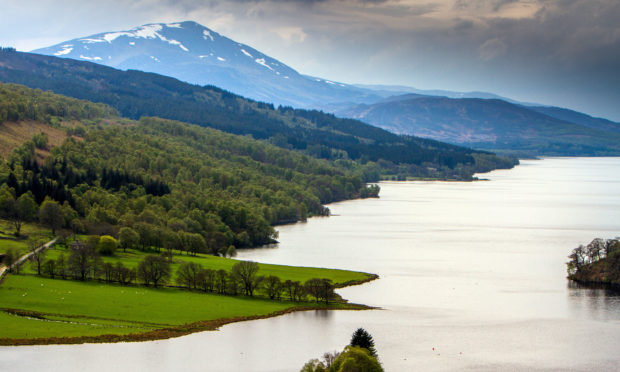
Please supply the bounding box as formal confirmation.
[2,157,620,371]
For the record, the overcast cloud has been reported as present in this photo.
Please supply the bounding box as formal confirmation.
[1,0,619,120]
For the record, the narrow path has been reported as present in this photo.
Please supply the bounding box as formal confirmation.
[0,237,57,282]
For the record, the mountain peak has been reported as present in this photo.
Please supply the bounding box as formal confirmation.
[31,20,379,108]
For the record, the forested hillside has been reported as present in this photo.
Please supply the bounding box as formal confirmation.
[0,50,516,179]
[0,83,380,252]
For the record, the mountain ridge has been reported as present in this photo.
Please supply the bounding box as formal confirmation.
[32,21,382,109]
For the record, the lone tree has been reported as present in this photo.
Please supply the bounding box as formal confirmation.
[231,260,262,296]
[97,235,118,256]
[350,328,378,357]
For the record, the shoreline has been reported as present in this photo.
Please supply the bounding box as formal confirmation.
[0,275,379,347]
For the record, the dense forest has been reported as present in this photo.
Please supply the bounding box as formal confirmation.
[567,237,620,286]
[0,82,117,124]
[0,50,517,180]
[0,82,382,252]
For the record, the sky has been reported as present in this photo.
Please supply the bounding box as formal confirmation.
[1,0,620,121]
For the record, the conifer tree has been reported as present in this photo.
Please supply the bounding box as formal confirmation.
[350,328,377,357]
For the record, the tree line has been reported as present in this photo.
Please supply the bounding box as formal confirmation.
[20,238,338,303]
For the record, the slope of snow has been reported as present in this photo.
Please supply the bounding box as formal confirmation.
[79,55,102,61]
[54,45,73,56]
[80,38,106,44]
[255,58,273,71]
[33,20,383,109]
[203,30,214,41]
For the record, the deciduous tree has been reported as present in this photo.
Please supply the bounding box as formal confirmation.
[231,260,262,296]
[67,242,97,281]
[39,198,63,234]
[137,255,171,287]
[97,235,117,256]
[177,262,202,289]
[264,275,282,300]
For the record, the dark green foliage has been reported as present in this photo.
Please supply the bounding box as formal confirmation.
[350,328,378,357]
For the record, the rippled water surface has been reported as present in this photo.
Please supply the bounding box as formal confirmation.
[2,157,620,371]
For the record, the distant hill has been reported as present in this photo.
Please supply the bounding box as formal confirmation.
[0,50,516,179]
[335,94,620,156]
[528,106,620,134]
[32,21,382,109]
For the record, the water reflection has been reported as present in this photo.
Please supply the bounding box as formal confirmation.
[567,281,620,321]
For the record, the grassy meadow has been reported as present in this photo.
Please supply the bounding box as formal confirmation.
[1,243,374,343]
[23,243,371,287]
[0,275,298,340]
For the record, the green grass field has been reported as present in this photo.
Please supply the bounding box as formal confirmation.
[0,219,374,343]
[28,244,370,287]
[0,275,299,340]
[1,246,374,343]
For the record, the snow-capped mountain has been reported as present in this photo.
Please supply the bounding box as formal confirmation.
[32,21,381,108]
